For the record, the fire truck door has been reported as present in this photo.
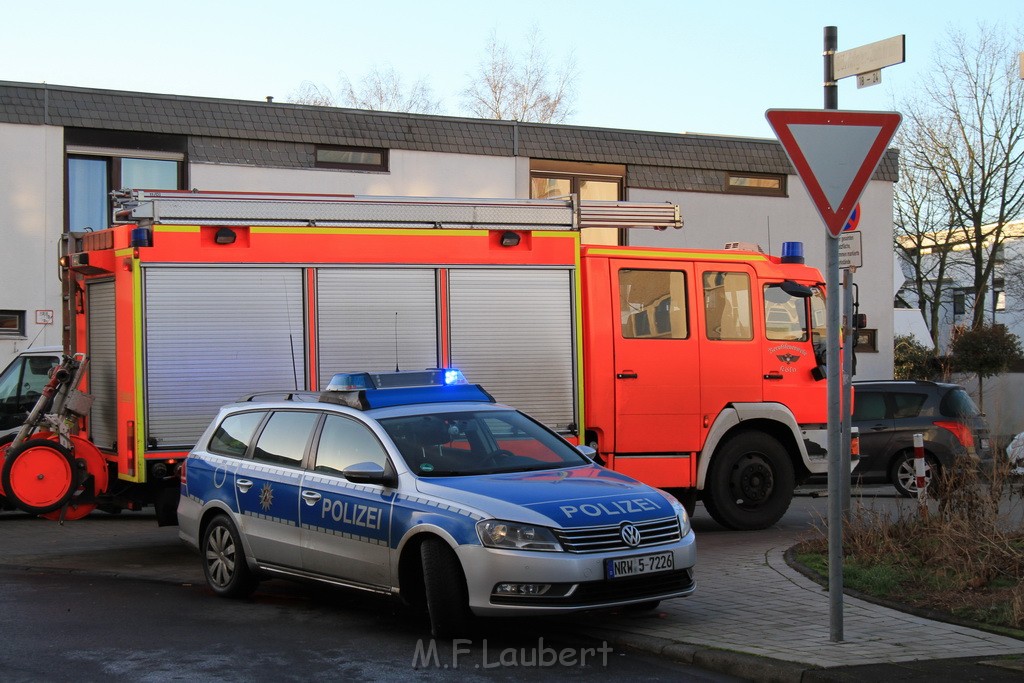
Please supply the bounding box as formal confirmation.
[611,264,701,455]
[697,265,762,415]
[761,283,827,423]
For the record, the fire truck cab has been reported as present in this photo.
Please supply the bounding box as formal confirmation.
[580,244,829,529]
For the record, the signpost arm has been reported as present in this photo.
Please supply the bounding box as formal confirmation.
[823,24,844,644]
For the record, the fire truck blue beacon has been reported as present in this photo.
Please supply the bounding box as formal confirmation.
[177,369,696,637]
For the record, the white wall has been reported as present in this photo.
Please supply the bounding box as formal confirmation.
[191,149,520,198]
[955,372,1024,441]
[626,179,896,380]
[0,122,65,367]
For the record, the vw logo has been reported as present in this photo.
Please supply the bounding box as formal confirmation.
[620,523,642,548]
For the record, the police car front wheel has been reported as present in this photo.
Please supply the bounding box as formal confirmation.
[421,537,471,638]
[202,515,258,598]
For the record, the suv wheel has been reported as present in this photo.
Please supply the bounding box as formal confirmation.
[202,515,258,598]
[891,451,939,498]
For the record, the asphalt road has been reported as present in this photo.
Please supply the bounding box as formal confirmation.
[0,527,741,682]
[4,481,1019,682]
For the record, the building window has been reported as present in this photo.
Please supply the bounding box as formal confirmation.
[855,328,879,353]
[65,129,186,233]
[530,161,625,246]
[315,145,388,171]
[0,310,26,337]
[953,291,966,316]
[725,172,786,197]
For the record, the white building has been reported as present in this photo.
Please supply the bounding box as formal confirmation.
[0,81,899,378]
[897,221,1024,438]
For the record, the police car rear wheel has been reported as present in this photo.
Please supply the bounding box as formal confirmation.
[421,537,471,638]
[202,515,258,598]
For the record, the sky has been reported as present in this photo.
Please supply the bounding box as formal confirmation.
[2,1,1020,139]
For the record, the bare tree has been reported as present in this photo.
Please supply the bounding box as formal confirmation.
[290,81,336,107]
[893,132,958,348]
[461,28,578,123]
[897,24,1024,333]
[339,66,443,114]
[290,66,443,115]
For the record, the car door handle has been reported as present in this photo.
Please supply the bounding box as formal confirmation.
[236,478,253,493]
[301,490,322,505]
[764,373,783,380]
[616,372,638,379]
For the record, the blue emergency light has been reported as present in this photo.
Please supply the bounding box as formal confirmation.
[322,368,491,409]
[781,241,805,264]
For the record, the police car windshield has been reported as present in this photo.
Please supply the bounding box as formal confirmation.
[378,409,588,477]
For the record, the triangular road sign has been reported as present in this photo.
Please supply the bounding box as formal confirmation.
[766,109,901,237]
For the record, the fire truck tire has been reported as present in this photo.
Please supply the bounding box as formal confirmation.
[421,536,471,638]
[202,515,258,598]
[0,439,77,515]
[703,432,794,531]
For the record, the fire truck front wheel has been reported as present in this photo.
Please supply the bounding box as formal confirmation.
[703,432,794,531]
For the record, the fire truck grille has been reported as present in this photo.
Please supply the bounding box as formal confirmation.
[553,517,681,553]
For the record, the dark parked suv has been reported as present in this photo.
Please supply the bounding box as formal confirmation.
[850,380,992,496]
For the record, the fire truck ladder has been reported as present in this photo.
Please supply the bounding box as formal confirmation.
[110,190,682,232]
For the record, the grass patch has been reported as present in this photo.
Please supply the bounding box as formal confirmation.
[794,457,1024,636]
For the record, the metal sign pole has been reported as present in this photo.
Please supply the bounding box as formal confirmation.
[842,267,855,517]
[823,24,844,644]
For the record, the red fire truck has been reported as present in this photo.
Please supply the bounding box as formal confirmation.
[0,191,830,530]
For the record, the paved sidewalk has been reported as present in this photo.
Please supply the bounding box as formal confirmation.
[572,526,1024,680]
[3,494,1024,682]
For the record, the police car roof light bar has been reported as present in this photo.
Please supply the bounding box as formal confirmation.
[326,368,468,392]
[321,368,489,410]
[361,383,495,409]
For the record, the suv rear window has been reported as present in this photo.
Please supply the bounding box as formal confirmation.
[940,388,981,419]
[890,392,928,419]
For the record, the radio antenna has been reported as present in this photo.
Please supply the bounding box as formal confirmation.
[394,312,400,372]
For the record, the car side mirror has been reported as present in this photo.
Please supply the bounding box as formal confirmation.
[779,280,813,298]
[343,461,398,488]
[576,444,598,461]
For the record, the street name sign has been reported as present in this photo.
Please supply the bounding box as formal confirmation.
[765,109,901,238]
[834,35,905,80]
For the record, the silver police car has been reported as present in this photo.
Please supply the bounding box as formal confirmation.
[178,369,696,636]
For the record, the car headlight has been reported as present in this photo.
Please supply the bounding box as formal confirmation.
[476,520,562,551]
[670,498,692,537]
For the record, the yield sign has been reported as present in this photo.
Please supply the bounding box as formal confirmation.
[766,109,901,237]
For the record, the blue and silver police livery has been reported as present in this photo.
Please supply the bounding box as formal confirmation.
[178,369,696,637]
